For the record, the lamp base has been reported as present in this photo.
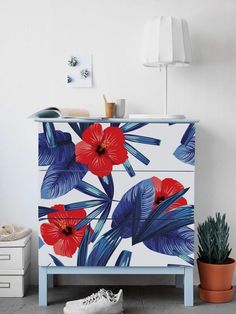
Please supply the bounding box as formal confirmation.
[129,114,186,119]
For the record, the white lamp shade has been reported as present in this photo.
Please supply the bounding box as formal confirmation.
[142,16,191,67]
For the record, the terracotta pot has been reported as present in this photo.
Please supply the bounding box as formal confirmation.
[197,258,235,303]
[199,285,234,303]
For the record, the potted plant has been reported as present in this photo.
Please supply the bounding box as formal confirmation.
[197,213,235,303]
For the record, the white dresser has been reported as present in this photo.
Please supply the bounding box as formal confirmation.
[36,118,198,306]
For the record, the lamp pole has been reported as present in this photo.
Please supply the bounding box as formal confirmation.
[163,64,168,116]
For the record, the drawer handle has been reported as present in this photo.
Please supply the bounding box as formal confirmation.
[0,254,11,260]
[0,282,10,288]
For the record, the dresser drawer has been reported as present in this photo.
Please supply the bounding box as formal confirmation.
[0,240,31,270]
[0,267,30,297]
[39,170,194,268]
[39,170,194,216]
[39,216,194,268]
[38,121,196,173]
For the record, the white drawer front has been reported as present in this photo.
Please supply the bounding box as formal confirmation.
[39,171,194,267]
[39,122,196,172]
[0,268,30,297]
[0,240,31,270]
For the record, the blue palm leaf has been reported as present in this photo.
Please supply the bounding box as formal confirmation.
[121,123,148,133]
[77,225,91,266]
[115,250,132,267]
[43,122,57,148]
[39,237,44,249]
[79,122,93,135]
[41,159,87,199]
[181,124,195,145]
[74,203,108,230]
[38,206,58,218]
[68,122,82,138]
[173,140,195,166]
[86,228,122,266]
[99,174,114,199]
[124,142,150,165]
[135,205,194,244]
[125,134,161,146]
[144,226,194,257]
[65,199,105,210]
[110,123,120,127]
[122,159,135,177]
[49,253,64,266]
[144,188,189,220]
[112,178,155,238]
[175,252,194,265]
[76,180,109,200]
[90,203,111,243]
[173,124,195,166]
[39,131,75,166]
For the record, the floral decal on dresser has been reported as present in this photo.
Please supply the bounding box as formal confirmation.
[40,205,92,258]
[38,121,195,267]
[75,124,128,177]
[173,123,195,166]
[39,122,161,199]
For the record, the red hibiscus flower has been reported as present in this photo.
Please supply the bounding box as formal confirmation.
[40,205,92,258]
[75,124,128,177]
[152,177,187,212]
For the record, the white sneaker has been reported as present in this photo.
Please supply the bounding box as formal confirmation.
[65,289,121,307]
[63,289,123,314]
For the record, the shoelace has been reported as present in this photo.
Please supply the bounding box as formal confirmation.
[82,289,117,306]
[82,291,107,305]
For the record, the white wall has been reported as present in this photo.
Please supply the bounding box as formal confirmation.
[0,0,236,285]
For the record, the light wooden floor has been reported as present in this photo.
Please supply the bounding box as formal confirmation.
[0,285,235,314]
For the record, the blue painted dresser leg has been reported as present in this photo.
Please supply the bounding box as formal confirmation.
[184,267,194,306]
[39,266,48,306]
[48,274,54,289]
[175,274,184,288]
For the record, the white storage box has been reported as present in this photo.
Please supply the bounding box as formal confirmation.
[0,234,31,297]
[0,266,30,297]
[0,234,31,270]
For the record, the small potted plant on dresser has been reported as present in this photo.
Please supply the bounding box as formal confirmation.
[197,213,235,303]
